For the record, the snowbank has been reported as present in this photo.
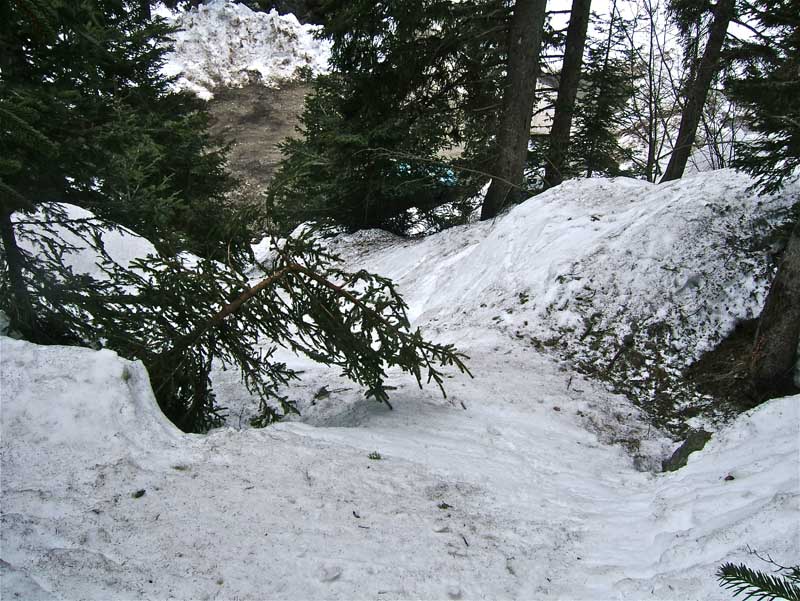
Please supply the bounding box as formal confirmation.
[3,169,797,599]
[13,203,157,280]
[1,335,797,599]
[160,0,331,99]
[321,170,796,425]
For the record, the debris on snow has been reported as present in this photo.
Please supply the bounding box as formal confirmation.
[160,0,331,99]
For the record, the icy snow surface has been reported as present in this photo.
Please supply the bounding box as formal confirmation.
[160,0,331,99]
[2,171,798,599]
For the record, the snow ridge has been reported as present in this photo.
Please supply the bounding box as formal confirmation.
[160,0,331,99]
[321,170,796,426]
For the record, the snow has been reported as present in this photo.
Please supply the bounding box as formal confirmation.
[12,204,157,280]
[159,0,331,100]
[1,333,797,599]
[307,170,796,427]
[2,170,798,599]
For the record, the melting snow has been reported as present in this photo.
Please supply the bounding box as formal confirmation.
[159,0,331,99]
[2,171,798,599]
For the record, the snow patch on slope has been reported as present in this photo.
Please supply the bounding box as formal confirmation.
[13,203,157,279]
[320,170,796,425]
[160,0,331,99]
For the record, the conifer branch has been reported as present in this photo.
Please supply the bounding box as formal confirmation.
[717,562,800,601]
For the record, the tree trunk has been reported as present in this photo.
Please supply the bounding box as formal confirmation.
[0,210,38,339]
[660,0,734,183]
[543,0,592,189]
[480,0,548,220]
[750,220,800,396]
[586,0,618,179]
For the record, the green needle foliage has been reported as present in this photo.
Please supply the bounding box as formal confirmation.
[717,561,800,601]
[725,0,800,193]
[1,0,470,432]
[268,0,509,235]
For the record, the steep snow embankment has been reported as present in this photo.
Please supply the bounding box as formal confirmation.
[1,334,797,600]
[317,170,796,426]
[160,0,331,99]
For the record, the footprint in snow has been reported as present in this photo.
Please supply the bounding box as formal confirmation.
[319,566,342,582]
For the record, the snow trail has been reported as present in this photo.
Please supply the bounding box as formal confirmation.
[2,171,798,599]
[2,329,797,600]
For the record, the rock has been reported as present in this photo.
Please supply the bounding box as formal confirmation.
[661,429,712,472]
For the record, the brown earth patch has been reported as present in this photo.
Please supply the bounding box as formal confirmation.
[684,318,762,415]
[685,317,798,419]
[207,82,310,227]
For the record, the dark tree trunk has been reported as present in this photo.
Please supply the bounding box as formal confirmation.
[0,210,38,339]
[750,221,800,396]
[660,0,734,183]
[480,0,548,220]
[543,0,592,189]
[140,0,151,20]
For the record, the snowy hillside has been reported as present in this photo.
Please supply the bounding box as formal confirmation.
[251,170,795,431]
[2,170,798,600]
[159,0,331,99]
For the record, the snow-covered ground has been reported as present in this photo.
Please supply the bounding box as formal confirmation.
[2,170,798,600]
[2,334,798,600]
[159,0,331,99]
[269,170,794,431]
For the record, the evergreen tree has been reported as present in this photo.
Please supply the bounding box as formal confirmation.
[269,0,509,234]
[567,7,636,178]
[542,0,592,189]
[661,0,736,182]
[480,0,548,220]
[723,0,799,397]
[1,0,469,432]
[725,0,800,193]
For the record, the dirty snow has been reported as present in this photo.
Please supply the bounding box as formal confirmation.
[160,0,331,99]
[2,170,798,599]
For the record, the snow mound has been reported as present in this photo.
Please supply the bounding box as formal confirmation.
[0,338,185,479]
[1,335,797,599]
[160,0,331,99]
[324,170,796,424]
[13,203,157,280]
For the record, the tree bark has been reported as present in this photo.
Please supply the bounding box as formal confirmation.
[480,0,548,220]
[0,210,38,339]
[660,0,734,183]
[750,220,800,396]
[543,0,592,189]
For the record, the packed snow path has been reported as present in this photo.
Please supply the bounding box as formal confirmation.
[1,330,797,600]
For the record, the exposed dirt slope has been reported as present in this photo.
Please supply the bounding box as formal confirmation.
[207,82,310,219]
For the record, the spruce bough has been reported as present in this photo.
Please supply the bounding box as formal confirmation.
[1,0,470,432]
[717,561,800,600]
